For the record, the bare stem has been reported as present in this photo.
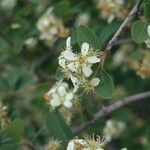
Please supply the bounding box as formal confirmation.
[72,91,150,134]
[104,0,143,52]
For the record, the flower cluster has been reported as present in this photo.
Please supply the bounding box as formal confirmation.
[67,135,108,150]
[43,135,127,150]
[103,119,126,141]
[128,49,150,79]
[0,0,17,10]
[95,0,127,23]
[36,7,69,46]
[144,25,150,48]
[45,81,77,110]
[59,37,101,92]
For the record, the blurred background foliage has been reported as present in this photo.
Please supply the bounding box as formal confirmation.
[0,0,150,149]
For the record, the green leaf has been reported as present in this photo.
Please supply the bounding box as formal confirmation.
[76,25,101,50]
[6,119,24,139]
[131,20,149,43]
[96,69,114,99]
[45,112,73,143]
[99,21,121,46]
[144,2,150,19]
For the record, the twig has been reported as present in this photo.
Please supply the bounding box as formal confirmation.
[104,0,143,53]
[72,91,150,134]
[22,139,38,150]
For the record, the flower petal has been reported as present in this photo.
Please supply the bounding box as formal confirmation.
[58,86,66,96]
[63,50,77,61]
[67,62,79,72]
[148,25,150,37]
[50,94,61,108]
[66,37,72,50]
[65,93,73,101]
[70,75,81,89]
[66,141,74,150]
[59,55,66,69]
[63,100,72,108]
[81,42,89,56]
[91,78,100,86]
[87,56,100,64]
[82,66,93,77]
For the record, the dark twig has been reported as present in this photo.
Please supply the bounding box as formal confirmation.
[72,91,150,134]
[104,0,143,53]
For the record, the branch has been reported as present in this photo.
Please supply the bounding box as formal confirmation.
[72,91,150,134]
[104,0,143,52]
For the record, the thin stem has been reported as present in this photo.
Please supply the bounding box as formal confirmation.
[104,0,143,53]
[72,91,150,134]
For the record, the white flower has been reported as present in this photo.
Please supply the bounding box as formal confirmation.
[121,148,127,150]
[0,0,16,10]
[67,139,87,150]
[58,37,101,92]
[36,7,68,46]
[59,37,100,77]
[103,119,126,141]
[67,135,107,150]
[46,81,76,109]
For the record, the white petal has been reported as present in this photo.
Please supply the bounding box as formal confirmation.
[91,78,100,86]
[61,82,68,89]
[82,66,93,77]
[59,55,66,69]
[63,100,72,108]
[66,141,74,150]
[50,94,61,107]
[148,25,150,37]
[47,88,56,95]
[63,50,77,61]
[67,62,79,72]
[70,75,81,88]
[107,14,115,24]
[145,39,150,48]
[58,86,66,96]
[66,37,72,51]
[87,56,100,64]
[65,93,73,101]
[81,42,89,56]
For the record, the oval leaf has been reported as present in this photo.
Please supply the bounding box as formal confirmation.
[131,20,149,43]
[45,112,73,143]
[76,25,101,50]
[96,69,114,99]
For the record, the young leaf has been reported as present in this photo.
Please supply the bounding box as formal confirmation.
[45,112,73,143]
[131,20,149,43]
[6,119,24,139]
[76,25,101,50]
[144,2,150,19]
[96,69,114,99]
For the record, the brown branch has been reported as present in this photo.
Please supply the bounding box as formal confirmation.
[72,91,150,134]
[104,0,143,53]
[22,139,38,150]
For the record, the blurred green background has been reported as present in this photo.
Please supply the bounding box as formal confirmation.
[0,0,150,149]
